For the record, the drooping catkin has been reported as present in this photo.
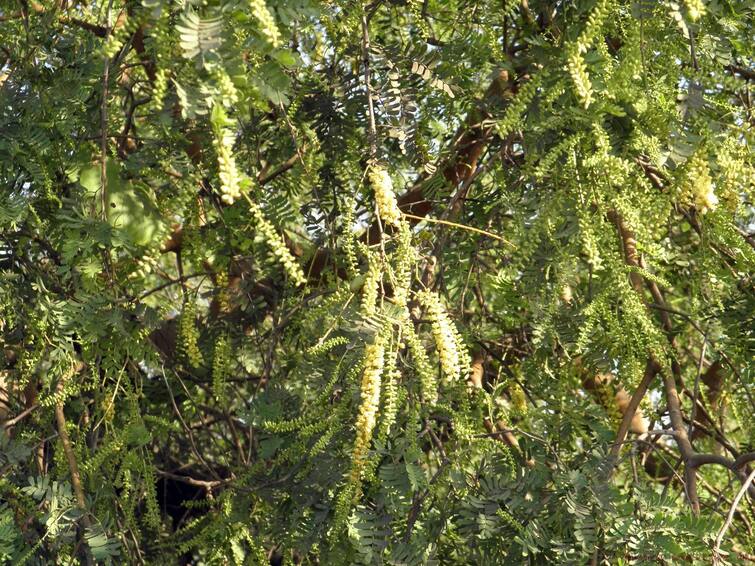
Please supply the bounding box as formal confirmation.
[418,290,468,381]
[684,0,705,20]
[376,347,400,444]
[179,301,203,368]
[565,0,609,109]
[341,196,359,278]
[392,221,415,308]
[210,105,306,285]
[247,199,307,286]
[248,0,281,47]
[681,152,718,214]
[361,253,381,317]
[212,334,230,402]
[402,317,437,405]
[350,337,385,483]
[331,336,386,538]
[211,106,242,205]
[566,48,593,109]
[369,164,402,228]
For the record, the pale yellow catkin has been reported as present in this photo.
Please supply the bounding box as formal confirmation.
[392,221,415,308]
[369,165,402,228]
[419,290,466,380]
[684,0,705,20]
[377,349,400,443]
[350,337,385,483]
[684,153,718,214]
[566,48,593,109]
[361,254,381,316]
[248,0,281,47]
[213,127,241,205]
[246,197,307,286]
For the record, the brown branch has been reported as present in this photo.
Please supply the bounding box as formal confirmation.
[257,151,304,185]
[609,210,755,511]
[605,359,660,474]
[725,65,755,81]
[130,25,156,83]
[0,5,108,36]
[54,365,89,513]
[609,210,702,512]
[1,403,39,429]
[691,452,755,471]
[156,469,232,491]
[661,368,701,514]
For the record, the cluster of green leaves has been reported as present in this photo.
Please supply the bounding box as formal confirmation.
[0,0,753,563]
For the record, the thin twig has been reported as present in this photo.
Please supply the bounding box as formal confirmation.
[257,150,305,185]
[133,271,210,302]
[156,469,232,491]
[160,366,220,481]
[1,403,39,429]
[713,469,755,562]
[361,10,378,159]
[403,212,515,246]
[687,341,707,441]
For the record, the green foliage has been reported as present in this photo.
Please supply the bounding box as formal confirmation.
[1,0,754,563]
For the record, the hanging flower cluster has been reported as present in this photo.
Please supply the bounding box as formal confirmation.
[361,253,381,316]
[211,108,242,205]
[682,152,718,214]
[369,164,403,228]
[418,290,467,380]
[179,301,203,368]
[350,336,385,483]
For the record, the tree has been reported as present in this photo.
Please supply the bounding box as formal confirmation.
[0,0,753,563]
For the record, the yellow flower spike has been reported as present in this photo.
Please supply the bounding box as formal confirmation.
[178,301,203,368]
[350,336,385,484]
[402,317,437,405]
[682,152,718,215]
[248,0,281,47]
[368,164,402,228]
[212,119,242,205]
[684,0,705,21]
[567,48,593,109]
[361,253,381,317]
[392,222,415,308]
[418,290,468,381]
